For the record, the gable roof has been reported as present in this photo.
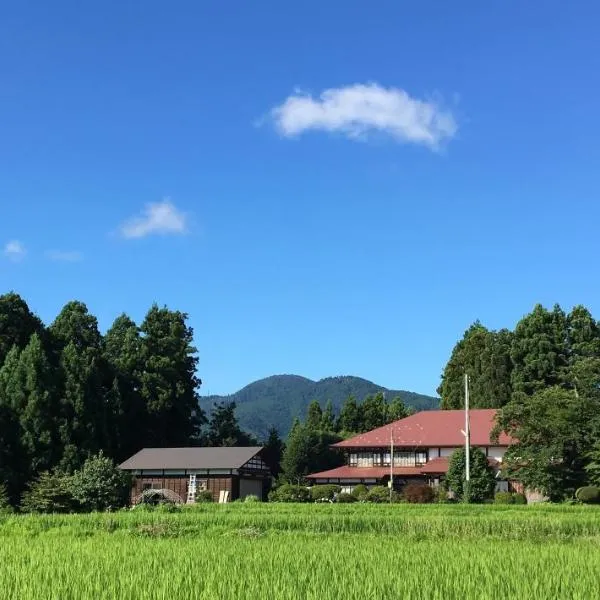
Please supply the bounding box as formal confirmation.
[118,446,264,470]
[334,409,513,448]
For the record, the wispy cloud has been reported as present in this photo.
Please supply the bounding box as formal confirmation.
[268,83,457,150]
[120,199,187,239]
[3,240,26,261]
[45,250,84,262]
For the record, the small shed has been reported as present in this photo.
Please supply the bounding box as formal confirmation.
[118,446,271,504]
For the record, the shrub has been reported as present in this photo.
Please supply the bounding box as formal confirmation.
[336,492,357,503]
[366,486,395,503]
[310,485,341,502]
[20,472,77,514]
[575,486,600,504]
[0,483,13,514]
[351,484,369,501]
[435,485,450,503]
[446,447,496,503]
[268,484,310,503]
[494,491,514,504]
[195,490,214,503]
[154,502,180,514]
[70,452,130,512]
[403,483,435,504]
[512,493,527,505]
[244,494,260,503]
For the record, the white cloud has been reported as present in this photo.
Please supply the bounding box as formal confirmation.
[3,240,26,261]
[120,199,187,239]
[45,250,84,262]
[269,83,457,150]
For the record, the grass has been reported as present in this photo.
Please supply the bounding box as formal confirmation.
[1,504,600,599]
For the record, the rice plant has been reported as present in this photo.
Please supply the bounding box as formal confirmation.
[1,504,599,599]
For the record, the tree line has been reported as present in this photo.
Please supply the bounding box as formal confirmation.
[0,292,207,504]
[439,303,600,500]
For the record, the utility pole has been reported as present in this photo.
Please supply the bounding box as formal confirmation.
[462,373,471,503]
[389,427,394,503]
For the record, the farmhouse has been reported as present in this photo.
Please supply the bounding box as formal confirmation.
[119,446,271,504]
[306,409,514,492]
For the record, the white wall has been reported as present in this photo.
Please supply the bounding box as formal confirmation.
[440,447,459,458]
[487,446,507,462]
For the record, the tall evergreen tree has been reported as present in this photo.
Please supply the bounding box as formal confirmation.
[361,392,387,431]
[0,292,44,367]
[438,323,512,409]
[510,304,569,400]
[0,335,60,497]
[262,426,284,478]
[139,304,205,446]
[58,342,106,471]
[566,306,600,397]
[50,302,108,471]
[337,395,361,434]
[387,396,409,422]
[321,400,336,432]
[49,301,102,352]
[103,314,144,460]
[0,346,24,503]
[205,401,255,447]
[306,400,323,431]
[15,334,60,475]
[279,421,342,483]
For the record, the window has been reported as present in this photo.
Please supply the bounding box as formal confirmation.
[372,453,382,466]
[383,452,391,466]
[415,452,427,465]
[349,453,358,466]
[142,481,162,491]
[357,453,374,467]
[393,452,416,467]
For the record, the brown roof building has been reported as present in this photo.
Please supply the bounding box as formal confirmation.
[119,446,271,504]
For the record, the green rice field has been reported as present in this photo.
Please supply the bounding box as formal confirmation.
[1,503,599,599]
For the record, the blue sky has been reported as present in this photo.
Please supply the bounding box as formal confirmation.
[2,1,599,398]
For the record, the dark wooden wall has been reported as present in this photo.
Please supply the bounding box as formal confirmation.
[131,475,235,503]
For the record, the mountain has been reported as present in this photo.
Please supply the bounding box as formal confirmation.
[201,375,439,439]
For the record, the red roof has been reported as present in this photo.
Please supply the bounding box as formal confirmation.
[418,457,449,474]
[333,409,513,448]
[307,457,501,480]
[306,466,425,479]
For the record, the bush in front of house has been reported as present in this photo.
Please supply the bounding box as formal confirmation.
[268,484,310,503]
[351,484,369,501]
[70,452,131,512]
[494,491,514,504]
[310,484,341,502]
[20,471,78,514]
[336,492,357,503]
[512,493,527,505]
[435,485,451,503]
[575,486,600,504]
[366,485,397,503]
[402,483,435,504]
[195,490,214,503]
[446,447,496,503]
[244,494,260,503]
